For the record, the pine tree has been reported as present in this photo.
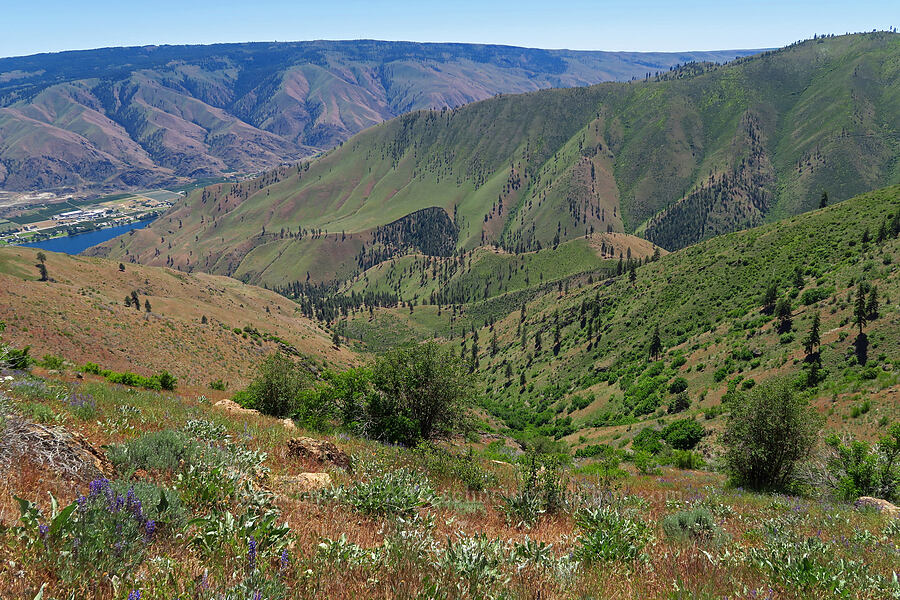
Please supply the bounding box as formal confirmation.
[762,282,778,313]
[331,330,340,347]
[144,299,152,313]
[131,290,140,311]
[803,312,820,356]
[648,325,662,361]
[775,298,792,332]
[36,251,46,265]
[866,286,879,320]
[124,295,132,307]
[853,282,868,334]
[534,330,542,353]
[819,190,828,208]
[36,262,48,281]
[793,266,804,289]
[490,330,498,357]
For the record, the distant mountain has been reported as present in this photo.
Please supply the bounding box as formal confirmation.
[90,33,899,287]
[0,41,760,192]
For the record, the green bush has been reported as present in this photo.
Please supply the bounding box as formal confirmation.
[722,378,821,491]
[668,377,688,394]
[107,429,199,475]
[662,418,705,450]
[573,506,652,563]
[825,424,900,502]
[39,354,65,370]
[209,379,227,391]
[242,352,312,417]
[330,467,436,516]
[632,427,663,454]
[370,342,472,445]
[500,453,570,528]
[661,508,722,545]
[669,449,706,470]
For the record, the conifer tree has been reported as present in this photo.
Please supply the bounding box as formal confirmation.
[853,282,868,334]
[775,297,792,332]
[819,190,828,208]
[762,282,778,313]
[648,325,662,361]
[866,286,879,320]
[144,299,152,313]
[803,312,820,356]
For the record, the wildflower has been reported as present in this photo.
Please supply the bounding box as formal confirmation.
[89,478,110,497]
[144,519,156,543]
[247,536,257,571]
[279,548,289,573]
[252,591,262,600]
[38,524,49,538]
[127,591,141,600]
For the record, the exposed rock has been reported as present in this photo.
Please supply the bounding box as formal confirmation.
[281,418,297,430]
[0,414,111,481]
[214,398,260,416]
[287,436,351,471]
[855,496,899,516]
[279,472,333,492]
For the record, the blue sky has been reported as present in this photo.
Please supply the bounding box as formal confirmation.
[1,0,896,58]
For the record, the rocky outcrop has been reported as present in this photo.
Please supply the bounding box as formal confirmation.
[855,496,899,517]
[286,436,351,471]
[213,398,260,416]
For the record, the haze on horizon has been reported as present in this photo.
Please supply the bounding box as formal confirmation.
[2,0,897,59]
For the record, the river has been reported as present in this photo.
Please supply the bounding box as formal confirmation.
[18,219,154,255]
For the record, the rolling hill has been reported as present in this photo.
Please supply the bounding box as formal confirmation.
[342,184,900,450]
[0,246,355,389]
[91,33,900,290]
[0,41,759,192]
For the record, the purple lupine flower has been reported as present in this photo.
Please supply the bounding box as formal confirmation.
[252,591,262,600]
[89,478,110,497]
[38,524,49,540]
[144,519,156,543]
[131,499,143,521]
[76,495,88,512]
[127,591,141,600]
[200,571,209,590]
[247,536,257,571]
[126,488,136,510]
[279,548,289,573]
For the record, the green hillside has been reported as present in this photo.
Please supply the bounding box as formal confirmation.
[340,185,900,449]
[92,33,900,289]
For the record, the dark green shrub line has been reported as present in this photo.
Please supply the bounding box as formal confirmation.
[82,362,176,391]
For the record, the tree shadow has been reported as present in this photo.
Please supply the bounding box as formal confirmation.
[854,333,868,366]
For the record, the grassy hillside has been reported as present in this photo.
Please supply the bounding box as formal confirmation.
[0,41,757,192]
[0,246,355,389]
[340,185,900,449]
[94,33,900,290]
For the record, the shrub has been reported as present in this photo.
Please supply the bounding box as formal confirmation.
[500,453,569,528]
[662,418,705,450]
[632,450,661,475]
[330,467,436,516]
[242,352,311,417]
[632,427,663,454]
[108,429,199,475]
[668,391,690,414]
[722,378,821,491]
[668,377,688,394]
[370,342,472,445]
[39,354,65,370]
[66,392,97,421]
[825,424,900,502]
[573,506,652,563]
[669,449,706,470]
[209,379,227,391]
[661,508,722,544]
[14,478,172,584]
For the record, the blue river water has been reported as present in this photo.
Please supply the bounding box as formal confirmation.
[18,219,154,255]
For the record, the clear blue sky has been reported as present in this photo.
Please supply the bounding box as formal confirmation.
[1,0,896,58]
